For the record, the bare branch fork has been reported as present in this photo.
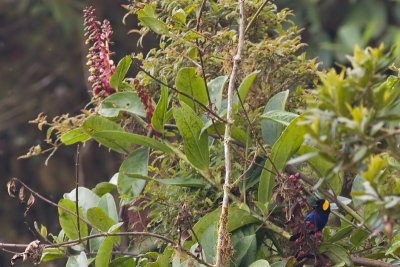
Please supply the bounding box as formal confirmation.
[215,0,245,266]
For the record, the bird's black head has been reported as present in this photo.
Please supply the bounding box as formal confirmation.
[314,199,330,214]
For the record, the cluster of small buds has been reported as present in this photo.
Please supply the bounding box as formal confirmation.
[287,173,307,208]
[83,6,116,97]
[133,79,155,126]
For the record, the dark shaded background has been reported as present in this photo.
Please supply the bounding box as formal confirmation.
[1,0,399,266]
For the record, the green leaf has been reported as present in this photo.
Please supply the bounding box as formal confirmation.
[248,260,270,267]
[64,187,100,213]
[260,110,298,126]
[137,5,169,35]
[157,177,207,187]
[98,193,119,222]
[58,199,88,241]
[297,145,343,194]
[231,232,256,267]
[319,243,353,266]
[327,225,353,243]
[109,55,131,90]
[95,236,116,267]
[175,67,208,110]
[92,182,116,197]
[41,248,65,262]
[258,116,305,204]
[87,207,116,232]
[82,115,123,134]
[66,252,88,267]
[260,90,289,146]
[350,228,369,247]
[208,75,228,111]
[60,128,90,145]
[100,92,146,118]
[118,147,149,203]
[152,85,169,132]
[173,103,209,171]
[236,70,260,102]
[192,207,259,241]
[110,256,136,267]
[91,130,173,154]
[201,221,218,263]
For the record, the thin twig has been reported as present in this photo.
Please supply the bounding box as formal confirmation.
[10,178,99,232]
[44,231,212,267]
[245,0,268,34]
[215,0,245,266]
[75,144,81,241]
[132,60,227,123]
[351,256,397,267]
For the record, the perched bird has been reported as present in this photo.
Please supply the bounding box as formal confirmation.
[290,199,331,241]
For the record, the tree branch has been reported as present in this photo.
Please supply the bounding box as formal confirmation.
[215,0,245,266]
[351,256,397,267]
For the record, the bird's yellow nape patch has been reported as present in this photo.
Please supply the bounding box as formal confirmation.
[323,200,330,211]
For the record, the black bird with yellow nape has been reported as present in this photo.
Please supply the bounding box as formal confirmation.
[290,199,331,241]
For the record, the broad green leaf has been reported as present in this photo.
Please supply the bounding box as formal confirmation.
[248,260,270,267]
[95,236,116,267]
[100,92,146,118]
[152,85,169,132]
[201,221,218,263]
[121,173,207,188]
[110,256,136,267]
[58,199,88,241]
[98,193,119,222]
[208,75,228,111]
[60,128,90,145]
[66,252,88,267]
[92,182,116,197]
[258,116,305,204]
[173,103,209,171]
[41,248,64,262]
[175,67,208,110]
[95,223,121,267]
[82,115,123,134]
[260,110,298,126]
[87,207,116,232]
[118,147,149,203]
[64,187,100,213]
[297,145,343,194]
[327,225,353,243]
[350,228,369,247]
[236,70,260,102]
[192,207,259,241]
[91,130,173,154]
[231,231,256,267]
[206,122,251,146]
[260,90,289,146]
[319,243,353,266]
[109,56,131,90]
[137,5,169,35]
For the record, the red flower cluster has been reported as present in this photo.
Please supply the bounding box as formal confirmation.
[83,6,115,97]
[133,79,155,127]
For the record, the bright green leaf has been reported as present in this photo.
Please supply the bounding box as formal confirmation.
[152,85,169,132]
[58,199,88,241]
[98,193,119,222]
[175,67,208,110]
[208,75,228,111]
[248,260,270,267]
[236,70,260,102]
[173,103,209,171]
[258,116,305,204]
[41,248,65,262]
[100,92,146,118]
[92,182,116,197]
[64,187,100,213]
[260,90,289,145]
[60,128,90,145]
[87,207,116,232]
[118,147,149,203]
[109,55,131,90]
[319,243,353,266]
[66,252,88,267]
[137,5,169,35]
[260,110,298,126]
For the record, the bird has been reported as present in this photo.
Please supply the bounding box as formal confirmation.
[290,199,331,241]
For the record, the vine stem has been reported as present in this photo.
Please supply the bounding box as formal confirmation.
[215,0,245,266]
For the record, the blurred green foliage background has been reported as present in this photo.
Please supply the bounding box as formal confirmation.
[1,0,400,265]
